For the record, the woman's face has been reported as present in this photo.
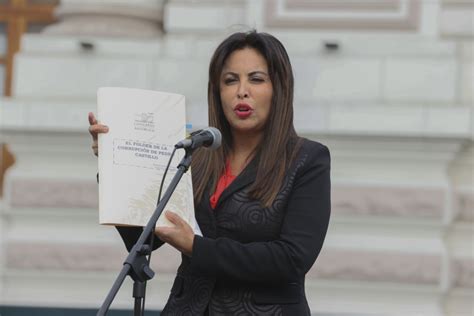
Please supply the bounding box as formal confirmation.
[219,47,273,136]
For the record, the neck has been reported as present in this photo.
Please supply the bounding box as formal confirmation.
[228,130,263,175]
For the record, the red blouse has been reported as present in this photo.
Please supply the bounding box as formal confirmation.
[210,161,236,209]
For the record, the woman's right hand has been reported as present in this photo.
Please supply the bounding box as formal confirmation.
[88,112,109,157]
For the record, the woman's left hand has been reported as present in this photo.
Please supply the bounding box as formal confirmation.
[155,211,195,257]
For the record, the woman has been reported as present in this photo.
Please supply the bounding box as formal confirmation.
[89,30,330,315]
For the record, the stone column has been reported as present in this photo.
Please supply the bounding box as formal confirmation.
[43,0,166,37]
[445,142,474,316]
[163,0,247,34]
[439,4,474,312]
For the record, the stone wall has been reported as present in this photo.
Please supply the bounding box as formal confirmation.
[0,0,472,315]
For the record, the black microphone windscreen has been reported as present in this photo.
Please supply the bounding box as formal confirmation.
[205,127,222,150]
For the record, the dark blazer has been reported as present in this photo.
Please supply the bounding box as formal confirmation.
[118,138,331,315]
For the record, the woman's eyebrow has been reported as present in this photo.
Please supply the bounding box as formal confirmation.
[248,71,269,77]
[222,70,269,77]
[222,71,238,77]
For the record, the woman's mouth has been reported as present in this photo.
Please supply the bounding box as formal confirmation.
[234,103,253,118]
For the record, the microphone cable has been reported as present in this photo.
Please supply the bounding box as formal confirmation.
[141,145,178,315]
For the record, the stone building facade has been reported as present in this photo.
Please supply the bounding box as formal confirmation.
[0,0,472,315]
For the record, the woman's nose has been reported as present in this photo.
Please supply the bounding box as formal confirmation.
[237,82,249,99]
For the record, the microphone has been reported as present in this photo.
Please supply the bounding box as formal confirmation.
[175,127,222,150]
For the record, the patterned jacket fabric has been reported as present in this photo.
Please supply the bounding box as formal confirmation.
[119,138,331,316]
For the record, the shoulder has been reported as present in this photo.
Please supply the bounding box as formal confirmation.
[295,137,330,167]
[285,137,330,183]
[282,137,330,194]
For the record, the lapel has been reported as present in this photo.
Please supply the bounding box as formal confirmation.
[214,156,258,210]
[197,156,258,237]
[197,191,217,237]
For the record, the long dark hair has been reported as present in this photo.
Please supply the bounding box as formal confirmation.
[192,30,300,207]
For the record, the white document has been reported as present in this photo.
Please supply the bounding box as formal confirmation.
[97,87,200,234]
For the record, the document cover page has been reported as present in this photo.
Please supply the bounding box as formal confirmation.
[97,87,196,230]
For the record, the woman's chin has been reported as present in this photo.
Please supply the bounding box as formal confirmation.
[230,124,263,135]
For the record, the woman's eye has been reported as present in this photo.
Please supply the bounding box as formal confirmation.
[250,77,264,83]
[224,78,237,84]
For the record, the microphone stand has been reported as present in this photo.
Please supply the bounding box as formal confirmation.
[97,147,193,316]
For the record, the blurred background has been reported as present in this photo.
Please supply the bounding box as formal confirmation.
[0,0,472,315]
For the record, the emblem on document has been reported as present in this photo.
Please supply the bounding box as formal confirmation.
[134,112,155,132]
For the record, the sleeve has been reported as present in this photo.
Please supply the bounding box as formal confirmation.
[189,144,331,284]
[116,226,164,252]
